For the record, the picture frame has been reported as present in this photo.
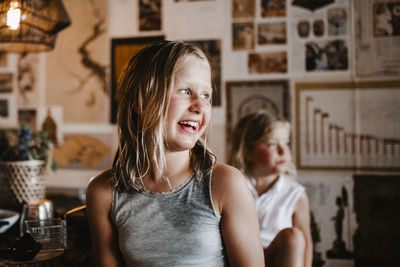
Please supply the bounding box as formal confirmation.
[0,94,17,128]
[225,80,289,154]
[52,123,116,171]
[0,73,13,93]
[295,80,400,170]
[110,36,164,123]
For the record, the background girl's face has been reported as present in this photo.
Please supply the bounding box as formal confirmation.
[165,56,212,152]
[248,122,291,177]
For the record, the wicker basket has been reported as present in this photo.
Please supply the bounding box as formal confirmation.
[0,160,46,210]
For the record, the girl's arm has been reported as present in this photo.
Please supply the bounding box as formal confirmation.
[292,192,313,267]
[86,170,125,267]
[212,163,264,267]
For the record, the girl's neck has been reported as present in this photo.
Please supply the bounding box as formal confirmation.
[142,150,192,192]
[252,172,280,195]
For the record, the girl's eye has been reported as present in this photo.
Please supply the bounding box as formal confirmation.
[267,142,276,147]
[201,92,210,100]
[179,88,190,95]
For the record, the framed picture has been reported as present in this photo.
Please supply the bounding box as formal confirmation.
[52,124,116,171]
[295,80,400,170]
[226,80,289,153]
[248,51,287,73]
[18,106,64,144]
[139,0,162,31]
[232,22,255,50]
[0,94,17,128]
[111,36,164,123]
[232,0,255,19]
[354,0,400,76]
[0,73,13,93]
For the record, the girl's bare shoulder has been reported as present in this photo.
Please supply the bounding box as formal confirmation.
[86,169,114,198]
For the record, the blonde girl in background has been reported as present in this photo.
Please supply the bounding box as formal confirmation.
[229,111,312,267]
[86,41,264,267]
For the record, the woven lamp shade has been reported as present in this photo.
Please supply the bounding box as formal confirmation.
[0,0,70,53]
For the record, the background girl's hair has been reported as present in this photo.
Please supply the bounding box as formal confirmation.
[112,40,215,191]
[228,110,291,177]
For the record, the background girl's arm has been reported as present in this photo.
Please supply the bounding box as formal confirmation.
[292,192,313,267]
[212,164,264,267]
[86,170,125,267]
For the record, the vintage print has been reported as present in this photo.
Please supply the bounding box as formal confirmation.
[313,19,325,37]
[0,99,8,118]
[0,73,13,93]
[296,81,400,170]
[261,0,286,17]
[328,7,347,36]
[258,22,287,45]
[355,0,400,76]
[18,54,41,106]
[232,0,255,18]
[226,80,289,137]
[139,0,162,31]
[0,52,7,67]
[46,0,109,123]
[248,51,287,73]
[373,2,400,37]
[111,36,164,123]
[0,95,17,127]
[193,40,222,106]
[305,40,348,71]
[52,132,113,170]
[297,20,310,38]
[232,22,255,50]
[18,109,37,131]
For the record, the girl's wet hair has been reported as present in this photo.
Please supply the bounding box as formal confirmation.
[112,40,215,191]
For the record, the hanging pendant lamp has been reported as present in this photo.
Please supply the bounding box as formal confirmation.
[0,0,71,53]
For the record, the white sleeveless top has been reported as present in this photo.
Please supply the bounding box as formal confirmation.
[247,174,305,248]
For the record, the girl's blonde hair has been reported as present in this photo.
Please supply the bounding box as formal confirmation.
[113,40,215,191]
[229,110,294,178]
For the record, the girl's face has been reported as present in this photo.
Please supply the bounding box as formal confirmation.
[248,122,291,177]
[165,56,212,152]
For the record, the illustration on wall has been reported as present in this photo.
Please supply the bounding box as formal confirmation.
[18,54,40,106]
[0,74,13,93]
[111,36,164,123]
[305,40,348,71]
[327,7,347,36]
[248,51,287,73]
[261,0,286,17]
[258,22,287,45]
[46,0,109,123]
[232,0,255,18]
[139,0,162,31]
[355,0,400,76]
[296,81,400,170]
[226,80,289,143]
[232,22,255,50]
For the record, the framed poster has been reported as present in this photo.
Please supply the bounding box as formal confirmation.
[354,0,400,77]
[111,36,164,123]
[296,81,400,170]
[0,73,13,93]
[0,94,17,128]
[139,0,162,31]
[226,80,289,152]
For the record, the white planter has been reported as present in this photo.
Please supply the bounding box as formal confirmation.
[0,160,46,210]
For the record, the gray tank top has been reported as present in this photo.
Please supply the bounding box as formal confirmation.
[111,169,226,267]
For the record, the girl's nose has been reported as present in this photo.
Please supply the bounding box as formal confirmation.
[189,94,204,114]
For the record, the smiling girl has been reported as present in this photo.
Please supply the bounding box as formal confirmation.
[229,111,312,267]
[86,41,264,267]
